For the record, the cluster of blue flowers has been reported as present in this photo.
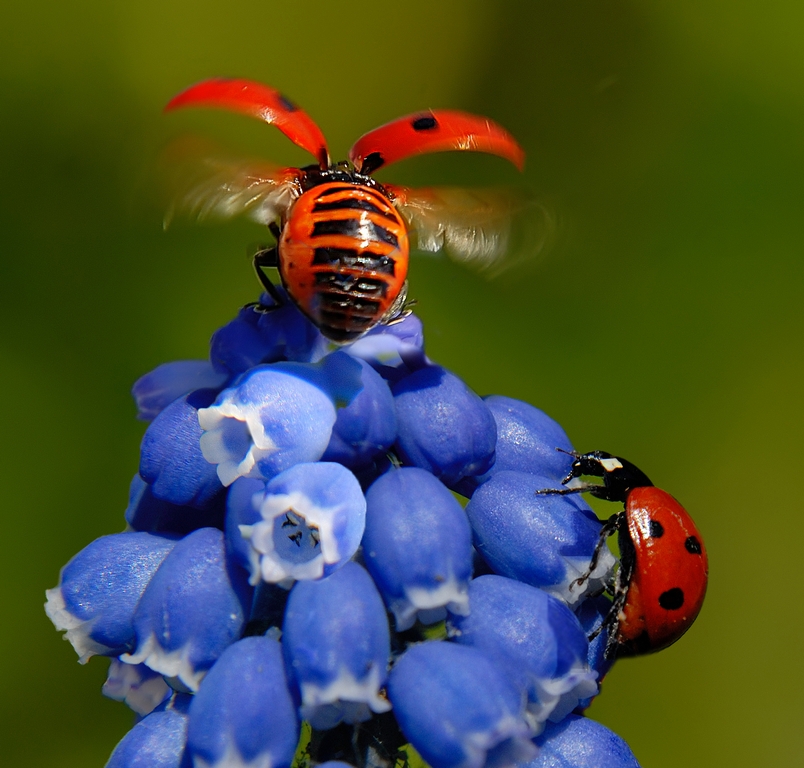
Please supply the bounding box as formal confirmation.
[46,292,642,768]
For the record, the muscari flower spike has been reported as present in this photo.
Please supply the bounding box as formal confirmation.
[46,294,642,768]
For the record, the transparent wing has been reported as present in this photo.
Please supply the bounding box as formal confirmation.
[161,136,301,228]
[388,185,555,276]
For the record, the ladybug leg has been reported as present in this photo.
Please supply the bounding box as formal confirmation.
[598,554,635,659]
[249,246,286,312]
[571,512,623,591]
[535,482,605,496]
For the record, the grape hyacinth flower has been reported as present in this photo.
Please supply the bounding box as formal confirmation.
[448,575,598,729]
[363,467,473,630]
[282,561,391,729]
[235,461,367,584]
[105,694,193,768]
[46,295,643,768]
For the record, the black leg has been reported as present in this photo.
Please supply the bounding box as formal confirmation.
[535,483,605,496]
[571,511,623,593]
[249,246,285,312]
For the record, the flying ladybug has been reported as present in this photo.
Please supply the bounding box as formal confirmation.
[163,77,536,343]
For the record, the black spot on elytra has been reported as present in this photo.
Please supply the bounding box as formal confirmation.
[649,519,665,538]
[278,94,298,112]
[411,114,438,131]
[361,152,385,175]
[659,587,685,611]
[685,536,702,555]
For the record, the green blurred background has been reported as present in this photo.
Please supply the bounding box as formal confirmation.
[3,1,802,766]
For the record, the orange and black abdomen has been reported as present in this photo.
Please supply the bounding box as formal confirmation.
[278,182,410,343]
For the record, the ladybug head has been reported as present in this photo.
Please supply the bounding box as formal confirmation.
[559,449,653,503]
[297,162,383,193]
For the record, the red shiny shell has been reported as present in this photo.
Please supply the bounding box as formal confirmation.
[617,487,709,654]
[278,182,409,343]
[164,78,330,168]
[349,109,525,174]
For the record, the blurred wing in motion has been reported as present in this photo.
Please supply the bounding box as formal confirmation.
[161,136,302,229]
[388,185,556,276]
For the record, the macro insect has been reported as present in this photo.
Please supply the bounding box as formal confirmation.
[537,450,708,658]
[164,77,528,343]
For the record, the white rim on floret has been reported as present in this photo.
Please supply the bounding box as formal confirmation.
[460,713,537,768]
[526,662,599,733]
[299,663,391,730]
[198,402,279,487]
[102,659,171,716]
[243,490,353,582]
[546,546,617,606]
[391,576,470,631]
[192,734,277,768]
[120,632,206,692]
[44,587,115,663]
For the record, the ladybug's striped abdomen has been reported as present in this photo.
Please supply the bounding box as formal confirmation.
[278,182,409,343]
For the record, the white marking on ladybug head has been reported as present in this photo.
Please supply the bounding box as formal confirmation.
[600,457,624,473]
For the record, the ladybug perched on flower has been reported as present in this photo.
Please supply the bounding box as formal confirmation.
[537,450,708,659]
[164,77,534,343]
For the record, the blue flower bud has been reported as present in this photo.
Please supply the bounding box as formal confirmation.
[282,561,391,729]
[449,575,597,729]
[240,462,366,583]
[363,467,472,630]
[269,351,366,405]
[210,293,328,377]
[198,364,338,486]
[526,714,642,768]
[456,396,575,496]
[122,527,252,691]
[345,313,427,383]
[125,474,225,535]
[132,360,227,422]
[465,471,614,605]
[103,658,171,716]
[392,366,496,487]
[387,641,536,768]
[140,388,224,509]
[322,358,397,469]
[187,636,300,768]
[45,532,176,661]
[106,694,192,768]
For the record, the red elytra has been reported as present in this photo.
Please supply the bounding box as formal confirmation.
[164,77,526,343]
[165,78,330,168]
[616,486,708,656]
[537,450,708,658]
[349,109,525,175]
